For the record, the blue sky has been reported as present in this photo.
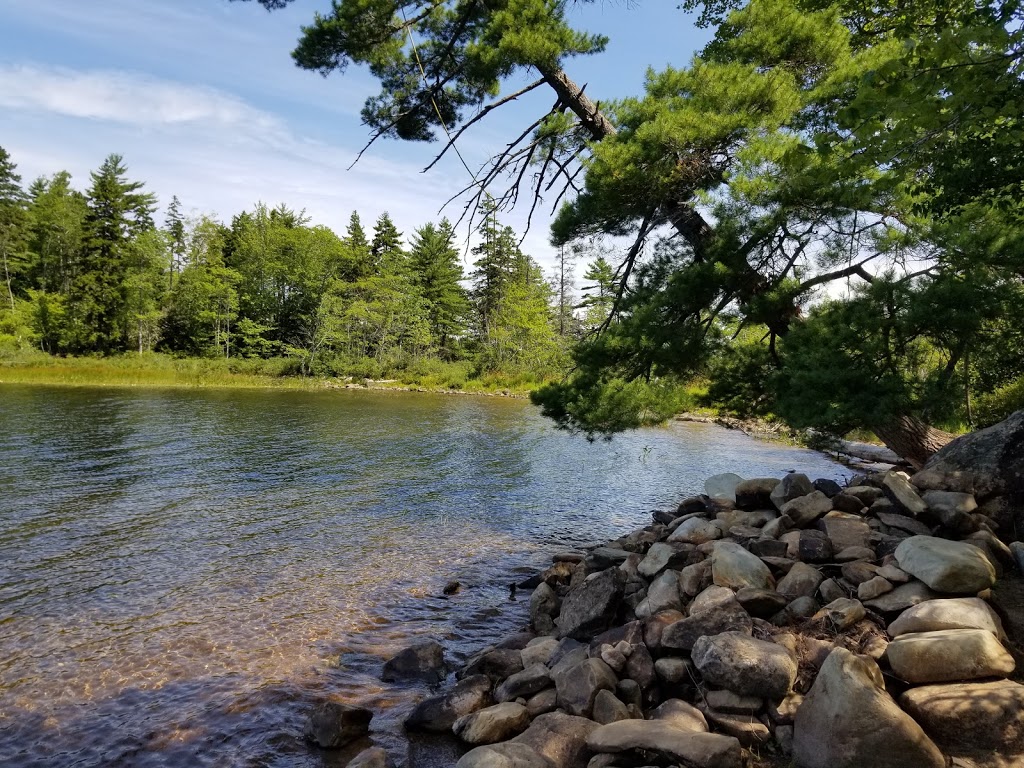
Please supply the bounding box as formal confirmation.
[0,0,712,269]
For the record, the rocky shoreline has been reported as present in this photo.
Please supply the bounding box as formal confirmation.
[305,411,1024,768]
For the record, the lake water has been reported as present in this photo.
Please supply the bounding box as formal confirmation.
[0,385,848,767]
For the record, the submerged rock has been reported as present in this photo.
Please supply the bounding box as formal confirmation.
[381,638,447,683]
[304,701,373,749]
[405,674,492,732]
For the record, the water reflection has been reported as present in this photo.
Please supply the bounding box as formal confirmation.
[0,385,848,767]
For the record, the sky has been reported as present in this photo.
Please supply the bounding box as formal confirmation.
[0,0,713,272]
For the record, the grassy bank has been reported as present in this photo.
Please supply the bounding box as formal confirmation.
[0,350,552,396]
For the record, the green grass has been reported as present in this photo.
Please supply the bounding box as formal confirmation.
[0,350,555,397]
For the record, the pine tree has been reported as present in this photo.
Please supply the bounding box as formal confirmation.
[165,195,186,291]
[343,210,371,279]
[579,252,616,331]
[370,212,404,274]
[409,218,470,355]
[70,154,157,353]
[550,244,577,337]
[0,146,29,312]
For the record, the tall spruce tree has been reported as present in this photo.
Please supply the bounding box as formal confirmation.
[0,147,29,312]
[409,218,470,355]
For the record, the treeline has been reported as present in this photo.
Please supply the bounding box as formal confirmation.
[0,147,617,382]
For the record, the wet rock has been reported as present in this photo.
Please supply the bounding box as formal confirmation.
[692,631,797,699]
[900,679,1024,753]
[863,580,938,612]
[346,747,394,768]
[857,576,893,601]
[894,535,996,593]
[405,674,493,732]
[781,491,833,527]
[382,639,447,684]
[304,701,373,749]
[771,473,815,510]
[454,702,531,745]
[812,598,865,631]
[650,698,708,732]
[592,689,631,724]
[888,597,1006,638]
[882,471,929,516]
[668,517,723,545]
[587,721,743,768]
[793,647,944,768]
[884,628,1015,683]
[495,664,551,703]
[735,477,780,509]
[460,648,524,683]
[661,597,752,652]
[711,540,774,590]
[556,567,626,640]
[530,583,559,634]
[554,657,617,717]
[777,562,824,600]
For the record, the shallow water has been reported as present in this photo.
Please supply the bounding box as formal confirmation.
[0,385,848,767]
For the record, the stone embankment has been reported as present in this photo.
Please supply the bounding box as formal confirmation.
[308,411,1024,768]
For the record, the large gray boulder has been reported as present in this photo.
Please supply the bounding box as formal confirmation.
[884,628,1015,683]
[556,567,626,640]
[513,712,598,768]
[661,597,752,652]
[455,742,550,768]
[771,473,814,510]
[793,647,944,768]
[495,663,551,702]
[781,491,833,527]
[587,721,743,768]
[900,679,1024,753]
[894,535,996,593]
[454,702,532,745]
[530,582,559,634]
[917,409,1024,501]
[405,674,492,732]
[691,631,797,699]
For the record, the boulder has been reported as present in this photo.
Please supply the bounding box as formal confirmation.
[919,409,1024,501]
[530,582,559,634]
[819,514,872,552]
[831,492,866,514]
[455,743,549,768]
[521,637,560,668]
[771,473,815,510]
[556,567,626,640]
[461,648,524,682]
[513,712,598,768]
[705,472,744,502]
[882,471,929,516]
[589,621,655,690]
[884,628,1015,683]
[777,562,824,600]
[735,477,780,509]
[798,530,834,562]
[661,598,752,652]
[592,689,631,724]
[689,584,735,615]
[679,559,712,597]
[857,576,893,601]
[700,709,771,747]
[814,478,843,497]
[495,664,551,702]
[346,747,394,768]
[900,679,1024,753]
[526,688,558,717]
[844,485,884,506]
[817,578,845,604]
[792,647,945,768]
[587,721,743,768]
[554,658,617,717]
[711,540,774,590]
[921,490,977,530]
[894,535,996,593]
[637,542,676,577]
[381,638,447,683]
[649,698,708,732]
[454,703,532,745]
[888,597,1006,639]
[705,689,762,715]
[635,569,683,618]
[691,631,797,699]
[405,674,493,732]
[876,511,931,536]
[304,701,373,749]
[780,491,833,527]
[812,598,865,631]
[668,517,723,545]
[586,547,632,569]
[735,587,788,618]
[863,580,938,612]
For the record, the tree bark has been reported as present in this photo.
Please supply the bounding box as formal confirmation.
[871,415,957,471]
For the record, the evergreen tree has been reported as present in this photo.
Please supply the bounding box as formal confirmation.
[370,212,404,273]
[70,154,156,353]
[470,209,520,333]
[26,171,87,296]
[550,245,577,338]
[343,210,372,279]
[165,195,186,292]
[408,218,470,356]
[578,253,616,331]
[0,147,29,312]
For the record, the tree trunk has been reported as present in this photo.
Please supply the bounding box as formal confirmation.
[871,415,957,471]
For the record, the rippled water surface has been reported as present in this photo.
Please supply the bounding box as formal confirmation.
[0,385,848,767]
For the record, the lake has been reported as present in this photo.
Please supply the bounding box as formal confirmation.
[0,385,848,767]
